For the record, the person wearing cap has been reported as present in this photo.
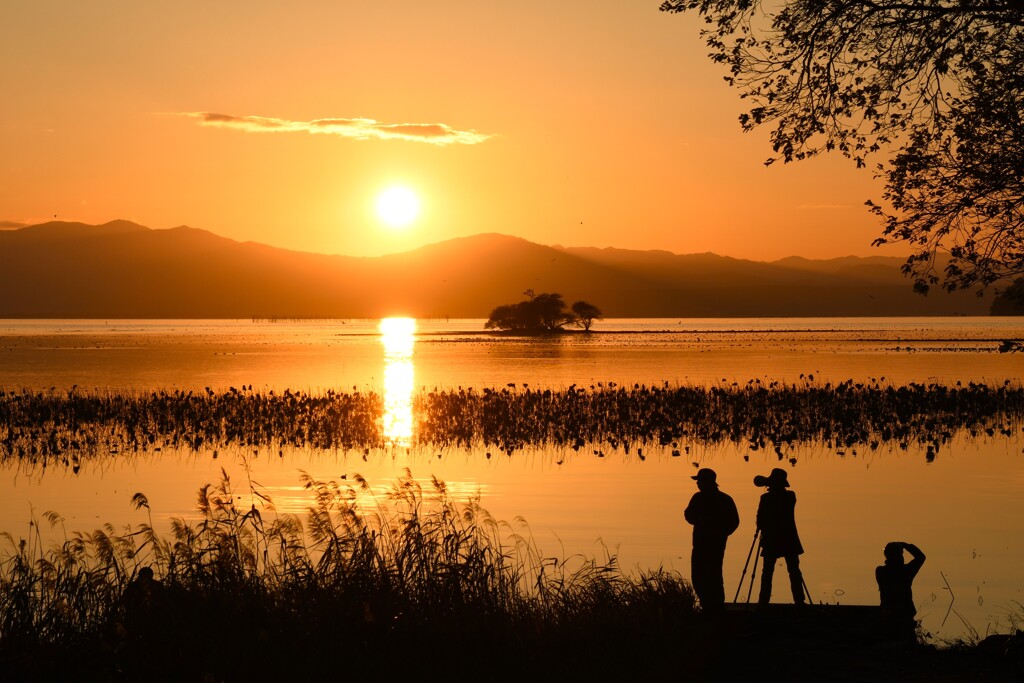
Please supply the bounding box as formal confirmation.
[684,468,740,613]
[754,467,805,604]
[876,541,926,640]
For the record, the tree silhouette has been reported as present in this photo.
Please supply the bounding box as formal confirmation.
[485,292,601,332]
[571,301,603,331]
[661,1,1024,293]
[485,303,525,331]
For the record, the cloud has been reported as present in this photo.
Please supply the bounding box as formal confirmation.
[179,112,492,145]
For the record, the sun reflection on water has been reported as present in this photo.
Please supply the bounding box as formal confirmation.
[380,317,416,446]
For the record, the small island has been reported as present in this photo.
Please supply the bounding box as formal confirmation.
[485,290,603,332]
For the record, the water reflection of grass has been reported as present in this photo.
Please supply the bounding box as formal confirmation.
[1,381,1021,468]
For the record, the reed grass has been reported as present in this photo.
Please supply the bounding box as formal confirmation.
[0,470,699,680]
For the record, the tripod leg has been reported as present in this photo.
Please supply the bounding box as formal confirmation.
[745,545,760,604]
[733,529,759,603]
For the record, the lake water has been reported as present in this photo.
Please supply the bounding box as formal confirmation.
[1,317,1022,641]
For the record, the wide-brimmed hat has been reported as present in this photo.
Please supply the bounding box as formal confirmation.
[691,468,718,484]
[754,468,789,488]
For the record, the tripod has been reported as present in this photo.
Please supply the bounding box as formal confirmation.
[734,528,761,603]
[734,529,814,605]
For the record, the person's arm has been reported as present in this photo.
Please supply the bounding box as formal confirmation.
[903,542,926,573]
[876,565,892,609]
[725,496,740,536]
[684,494,699,525]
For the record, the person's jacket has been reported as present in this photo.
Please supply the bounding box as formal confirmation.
[685,488,739,546]
[756,488,803,557]
[877,552,925,620]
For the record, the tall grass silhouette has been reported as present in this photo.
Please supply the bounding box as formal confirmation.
[0,470,697,679]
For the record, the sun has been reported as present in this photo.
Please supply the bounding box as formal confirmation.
[375,186,421,228]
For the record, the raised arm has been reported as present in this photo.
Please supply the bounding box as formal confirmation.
[903,542,926,573]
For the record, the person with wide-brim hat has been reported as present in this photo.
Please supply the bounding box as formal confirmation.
[754,467,805,604]
[684,468,740,614]
[753,467,790,489]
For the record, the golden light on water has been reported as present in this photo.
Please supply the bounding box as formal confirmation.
[380,317,416,446]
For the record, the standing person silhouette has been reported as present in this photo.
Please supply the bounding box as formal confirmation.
[876,541,926,640]
[684,468,740,614]
[754,468,806,605]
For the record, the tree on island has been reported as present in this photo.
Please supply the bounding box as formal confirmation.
[485,290,602,332]
[660,1,1024,294]
[571,300,603,331]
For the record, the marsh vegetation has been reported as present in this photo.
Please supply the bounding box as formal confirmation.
[0,470,698,680]
[1,380,1020,469]
[1,467,1020,680]
[1,379,1022,678]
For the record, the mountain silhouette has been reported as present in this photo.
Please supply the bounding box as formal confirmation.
[0,220,993,318]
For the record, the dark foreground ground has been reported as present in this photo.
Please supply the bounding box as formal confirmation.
[2,603,1019,682]
[703,605,1022,682]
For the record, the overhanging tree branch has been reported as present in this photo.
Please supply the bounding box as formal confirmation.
[661,0,1024,292]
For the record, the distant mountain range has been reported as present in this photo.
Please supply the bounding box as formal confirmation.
[0,220,995,318]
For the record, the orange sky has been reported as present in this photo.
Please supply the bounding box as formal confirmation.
[0,1,908,261]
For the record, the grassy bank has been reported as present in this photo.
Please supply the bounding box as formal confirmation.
[0,471,700,680]
[1,471,1020,681]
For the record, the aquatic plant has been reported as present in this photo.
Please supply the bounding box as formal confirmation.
[1,379,1021,469]
[0,471,698,679]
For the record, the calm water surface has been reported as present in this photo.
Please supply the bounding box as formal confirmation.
[1,318,1022,641]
